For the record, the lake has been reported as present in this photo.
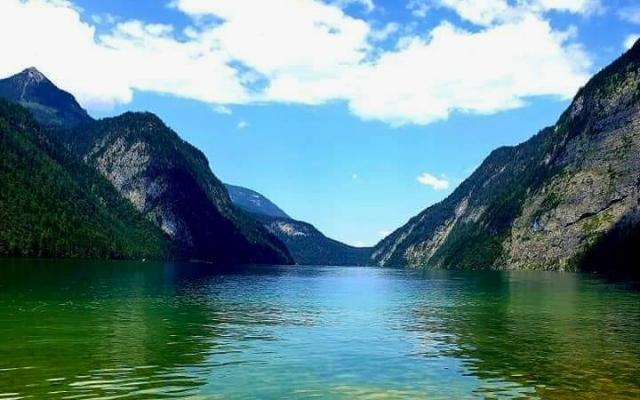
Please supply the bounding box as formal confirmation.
[0,260,638,399]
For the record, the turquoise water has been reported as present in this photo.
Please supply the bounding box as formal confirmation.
[0,260,639,399]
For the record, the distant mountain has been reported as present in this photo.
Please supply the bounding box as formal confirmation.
[0,68,292,265]
[0,99,170,259]
[0,68,92,128]
[226,184,371,265]
[373,40,640,276]
[225,184,290,219]
[257,215,372,266]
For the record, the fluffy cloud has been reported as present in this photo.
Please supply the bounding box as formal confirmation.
[417,172,450,190]
[432,0,601,26]
[346,16,590,125]
[0,0,592,126]
[0,0,248,108]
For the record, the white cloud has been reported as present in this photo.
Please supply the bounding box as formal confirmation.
[212,105,232,114]
[417,172,450,190]
[619,6,640,24]
[624,34,640,50]
[432,0,601,27]
[351,173,360,180]
[0,0,592,126]
[345,15,590,125]
[237,120,249,129]
[369,22,399,41]
[173,0,370,76]
[0,0,249,109]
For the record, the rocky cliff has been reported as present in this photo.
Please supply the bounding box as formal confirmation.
[63,112,293,264]
[373,40,640,275]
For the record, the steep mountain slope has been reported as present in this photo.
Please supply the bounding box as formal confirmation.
[0,68,292,265]
[225,184,290,219]
[373,40,640,275]
[0,99,170,259]
[0,68,92,128]
[61,113,292,264]
[226,184,371,265]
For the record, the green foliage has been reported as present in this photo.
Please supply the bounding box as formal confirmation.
[581,212,615,235]
[430,222,505,270]
[0,100,170,259]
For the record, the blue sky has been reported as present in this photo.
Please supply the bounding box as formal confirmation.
[1,0,639,246]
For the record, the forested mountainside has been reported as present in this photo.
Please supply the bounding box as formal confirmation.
[373,39,640,276]
[0,99,170,259]
[0,69,292,265]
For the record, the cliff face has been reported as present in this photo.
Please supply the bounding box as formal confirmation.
[63,112,293,265]
[373,41,640,274]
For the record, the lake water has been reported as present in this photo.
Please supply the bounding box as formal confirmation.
[0,260,638,399]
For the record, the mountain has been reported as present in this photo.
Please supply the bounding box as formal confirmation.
[225,184,371,265]
[0,99,170,259]
[0,68,92,128]
[0,68,292,265]
[60,112,292,264]
[225,184,290,219]
[373,40,640,276]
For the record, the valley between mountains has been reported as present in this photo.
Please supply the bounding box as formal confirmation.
[2,40,640,276]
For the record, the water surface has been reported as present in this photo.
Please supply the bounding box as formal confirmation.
[0,260,638,399]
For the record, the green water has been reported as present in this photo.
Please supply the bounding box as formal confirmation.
[0,260,638,399]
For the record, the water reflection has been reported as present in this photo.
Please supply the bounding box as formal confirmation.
[0,260,639,399]
[408,270,640,399]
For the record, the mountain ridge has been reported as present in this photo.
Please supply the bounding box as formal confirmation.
[0,68,293,265]
[372,40,640,276]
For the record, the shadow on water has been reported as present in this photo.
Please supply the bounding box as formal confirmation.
[408,269,640,399]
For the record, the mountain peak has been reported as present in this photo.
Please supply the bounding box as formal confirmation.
[19,67,48,84]
[0,67,92,127]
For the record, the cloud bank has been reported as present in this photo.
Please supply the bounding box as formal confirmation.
[0,0,595,125]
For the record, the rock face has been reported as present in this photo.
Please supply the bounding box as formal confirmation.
[0,68,92,128]
[64,113,293,264]
[0,68,292,265]
[373,40,640,275]
[226,184,371,265]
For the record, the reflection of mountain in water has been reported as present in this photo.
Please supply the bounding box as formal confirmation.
[406,271,640,398]
[0,260,318,399]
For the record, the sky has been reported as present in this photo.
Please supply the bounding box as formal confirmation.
[1,0,639,247]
